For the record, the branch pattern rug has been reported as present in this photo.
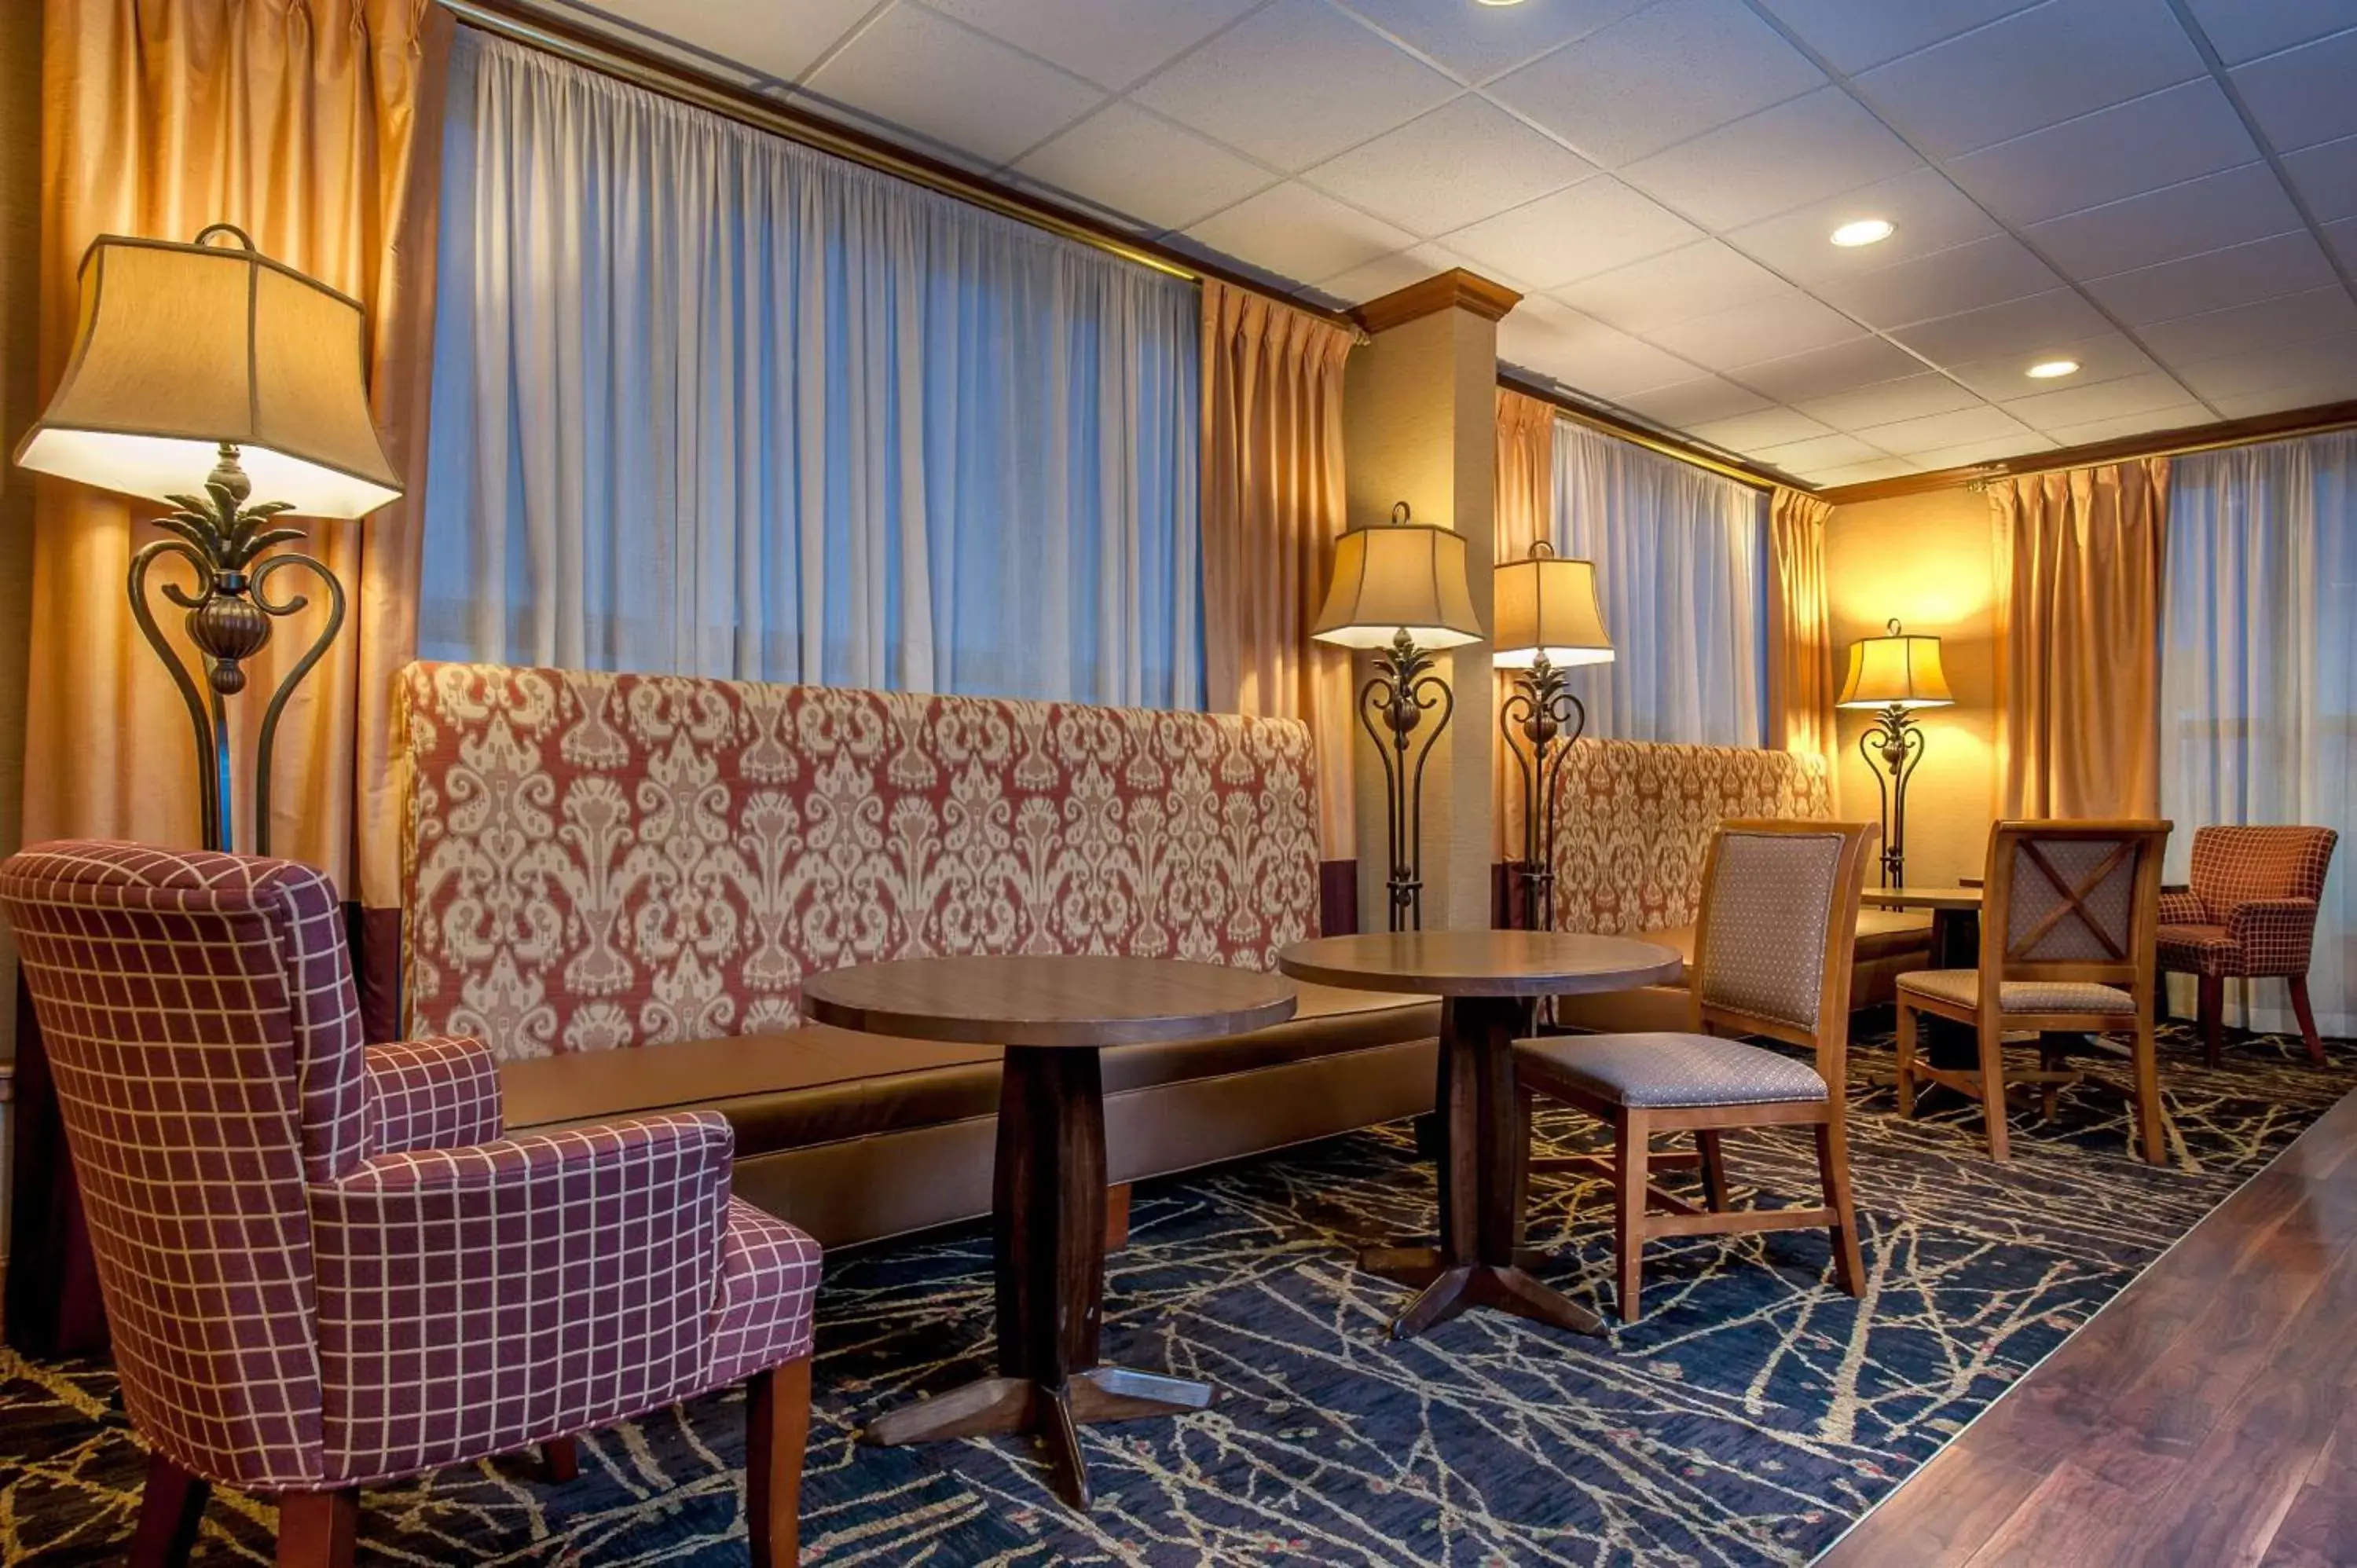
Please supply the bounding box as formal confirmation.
[3,1021,2347,1566]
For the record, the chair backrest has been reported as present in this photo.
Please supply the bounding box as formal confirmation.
[2189,824,2338,917]
[0,841,367,1491]
[1688,819,1878,1090]
[1980,820,2171,1004]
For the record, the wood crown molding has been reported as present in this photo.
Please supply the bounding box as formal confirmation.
[1820,397,2357,505]
[1354,269,1523,335]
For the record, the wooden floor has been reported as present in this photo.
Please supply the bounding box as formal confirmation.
[1820,1085,2357,1567]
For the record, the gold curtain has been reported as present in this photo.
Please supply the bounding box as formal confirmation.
[1492,388,1554,873]
[29,0,448,914]
[1765,485,1837,768]
[1991,459,2170,819]
[1200,279,1358,868]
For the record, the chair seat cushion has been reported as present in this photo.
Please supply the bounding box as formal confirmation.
[2156,922,2240,977]
[707,1196,823,1385]
[1898,969,2136,1015]
[1514,1031,1829,1109]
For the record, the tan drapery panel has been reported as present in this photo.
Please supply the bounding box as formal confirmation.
[1492,389,1554,874]
[1991,459,2170,819]
[1765,485,1836,768]
[1200,279,1357,874]
[30,0,447,915]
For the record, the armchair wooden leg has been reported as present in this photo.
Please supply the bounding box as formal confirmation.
[1813,1118,1863,1298]
[1614,1108,1650,1322]
[130,1453,210,1568]
[1978,1019,2010,1163]
[1695,1131,1730,1211]
[543,1436,579,1483]
[1893,1005,1919,1118]
[2198,974,2225,1068]
[748,1358,812,1567]
[2289,976,2326,1067]
[2131,1016,2165,1166]
[275,1490,357,1568]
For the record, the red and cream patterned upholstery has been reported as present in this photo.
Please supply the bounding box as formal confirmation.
[0,841,821,1492]
[398,662,1321,1060]
[2157,826,2338,979]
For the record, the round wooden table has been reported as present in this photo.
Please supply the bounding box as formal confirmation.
[1277,931,1684,1340]
[800,954,1296,1511]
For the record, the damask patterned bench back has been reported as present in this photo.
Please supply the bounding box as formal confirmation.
[398,663,1322,1059]
[1549,738,1832,936]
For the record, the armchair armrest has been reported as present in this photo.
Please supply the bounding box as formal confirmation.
[2157,889,2205,925]
[2225,898,2322,976]
[363,1035,503,1154]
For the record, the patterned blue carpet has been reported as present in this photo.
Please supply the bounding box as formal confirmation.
[4,1018,2348,1566]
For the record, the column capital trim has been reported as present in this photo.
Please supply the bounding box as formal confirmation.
[1352,269,1523,335]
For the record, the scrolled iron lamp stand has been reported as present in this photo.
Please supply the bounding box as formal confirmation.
[125,441,345,856]
[1359,624,1454,932]
[1854,626,1927,888]
[1499,648,1587,932]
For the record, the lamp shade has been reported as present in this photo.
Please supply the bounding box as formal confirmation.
[13,226,401,518]
[1310,504,1485,651]
[1838,619,1955,709]
[1491,542,1613,669]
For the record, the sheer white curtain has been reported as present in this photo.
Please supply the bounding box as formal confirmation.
[420,29,1202,707]
[1554,420,1769,745]
[2161,430,2357,1035]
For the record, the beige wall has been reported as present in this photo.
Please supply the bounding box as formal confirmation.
[1826,487,1998,888]
[0,0,38,1068]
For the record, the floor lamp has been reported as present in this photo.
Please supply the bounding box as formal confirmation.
[13,225,401,855]
[1494,543,1613,932]
[1837,618,1955,888]
[1311,503,1484,932]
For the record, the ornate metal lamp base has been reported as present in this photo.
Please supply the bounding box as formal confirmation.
[1500,650,1586,932]
[1358,627,1453,932]
[1858,701,1924,888]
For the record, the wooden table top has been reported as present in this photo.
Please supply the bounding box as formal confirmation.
[1860,885,1985,911]
[1276,930,1684,998]
[798,954,1299,1048]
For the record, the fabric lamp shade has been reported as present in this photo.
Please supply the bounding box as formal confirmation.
[13,228,401,518]
[1838,621,1955,709]
[1310,510,1485,650]
[1492,545,1614,669]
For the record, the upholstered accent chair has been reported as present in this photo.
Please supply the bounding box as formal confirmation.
[2157,825,2339,1067]
[0,843,822,1568]
[1894,821,2171,1164]
[1515,819,1878,1322]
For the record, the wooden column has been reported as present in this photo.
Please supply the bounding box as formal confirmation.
[1341,270,1520,933]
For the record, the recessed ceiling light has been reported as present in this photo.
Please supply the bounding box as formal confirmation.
[2025,359,2081,379]
[1829,218,1895,247]
[1475,0,1530,6]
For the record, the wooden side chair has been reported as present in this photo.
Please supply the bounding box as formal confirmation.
[1514,819,1877,1323]
[1894,820,2171,1164]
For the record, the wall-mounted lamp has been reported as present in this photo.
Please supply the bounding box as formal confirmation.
[1837,618,1955,888]
[1492,542,1612,931]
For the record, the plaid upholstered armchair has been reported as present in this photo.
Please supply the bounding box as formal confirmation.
[0,843,821,1568]
[2158,825,2340,1066]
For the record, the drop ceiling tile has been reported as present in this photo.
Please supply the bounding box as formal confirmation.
[1332,0,1654,84]
[1889,289,2117,365]
[1185,181,1420,284]
[1752,0,2044,75]
[2141,286,2357,365]
[1853,0,2205,159]
[1745,432,1890,471]
[2024,163,2304,280]
[1814,233,2064,328]
[1946,80,2260,229]
[2000,370,2198,431]
[1303,97,1594,238]
[1017,103,1274,231]
[1798,373,1985,430]
[1646,295,1865,372]
[1937,332,2166,400]
[1618,89,1921,233]
[1309,243,1484,306]
[1614,376,1776,428]
[2209,375,2357,418]
[1497,299,1705,399]
[1688,406,1837,451]
[1486,0,1824,167]
[582,0,878,83]
[2180,0,2357,66]
[2039,403,2213,446]
[1549,240,1794,335]
[1908,433,2058,469]
[2283,134,2357,223]
[923,0,1263,90]
[2080,229,2342,322]
[1727,335,1928,403]
[1442,179,1703,291]
[1722,167,2003,284]
[1855,404,2041,456]
[1807,456,1924,486]
[2229,26,2357,152]
[802,4,1104,164]
[2172,332,2357,400]
[2332,217,2357,270]
[1131,0,1460,172]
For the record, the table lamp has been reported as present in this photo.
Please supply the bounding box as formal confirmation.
[13,225,401,856]
[1837,617,1954,887]
[1311,502,1484,932]
[1493,541,1613,931]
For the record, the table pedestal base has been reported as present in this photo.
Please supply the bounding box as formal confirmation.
[865,1367,1214,1510]
[1360,1245,1601,1338]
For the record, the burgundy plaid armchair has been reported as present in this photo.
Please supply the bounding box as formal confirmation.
[2157,826,2339,1066]
[0,843,822,1568]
